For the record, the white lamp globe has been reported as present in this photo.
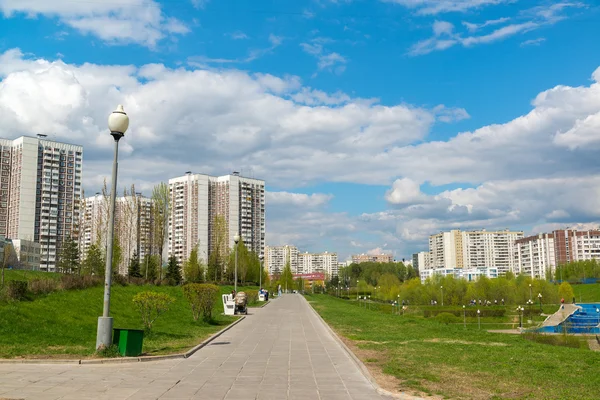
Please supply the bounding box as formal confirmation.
[234,234,240,244]
[108,105,129,134]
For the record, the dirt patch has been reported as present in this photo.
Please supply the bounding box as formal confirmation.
[588,339,600,352]
[355,340,390,345]
[424,338,509,347]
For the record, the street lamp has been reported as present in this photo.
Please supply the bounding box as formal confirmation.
[517,306,524,328]
[463,305,466,329]
[440,285,444,306]
[477,309,481,330]
[258,254,264,292]
[596,308,599,327]
[529,283,532,301]
[234,233,240,292]
[96,105,129,350]
[538,293,543,312]
[356,280,359,300]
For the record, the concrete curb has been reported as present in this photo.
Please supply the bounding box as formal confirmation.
[0,316,246,365]
[305,298,425,400]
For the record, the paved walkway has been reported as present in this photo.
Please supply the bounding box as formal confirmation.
[0,295,389,400]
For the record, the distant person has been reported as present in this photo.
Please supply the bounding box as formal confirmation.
[573,296,576,304]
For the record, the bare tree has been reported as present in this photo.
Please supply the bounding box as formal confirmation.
[152,182,169,281]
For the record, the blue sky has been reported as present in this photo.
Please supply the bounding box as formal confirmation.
[1,0,600,260]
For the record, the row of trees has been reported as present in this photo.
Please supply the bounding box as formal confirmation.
[331,261,418,289]
[552,259,600,282]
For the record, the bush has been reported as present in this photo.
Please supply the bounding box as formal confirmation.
[245,290,259,305]
[132,291,175,331]
[436,312,460,325]
[6,280,28,301]
[29,279,59,295]
[182,283,219,321]
[129,277,146,286]
[423,308,505,318]
[112,274,129,286]
[59,274,102,290]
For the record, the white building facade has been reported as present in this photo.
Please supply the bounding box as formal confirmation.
[298,251,338,277]
[420,267,499,282]
[168,172,265,265]
[513,233,555,279]
[0,136,82,272]
[265,245,298,275]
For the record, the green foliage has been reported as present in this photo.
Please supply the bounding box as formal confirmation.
[339,261,417,288]
[151,182,170,281]
[435,312,460,325]
[523,332,585,349]
[423,308,506,318]
[6,280,28,301]
[165,256,183,286]
[96,344,122,358]
[57,237,80,274]
[182,283,219,321]
[141,254,159,281]
[554,259,600,281]
[245,289,259,304]
[128,251,142,278]
[279,261,294,293]
[132,291,175,331]
[81,244,105,276]
[111,236,122,276]
[59,275,102,291]
[558,282,575,302]
[183,246,204,283]
[207,215,228,282]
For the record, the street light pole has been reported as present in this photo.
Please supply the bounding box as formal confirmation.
[356,280,359,300]
[440,285,444,306]
[529,283,532,302]
[477,309,481,330]
[258,254,264,291]
[463,305,466,329]
[96,105,129,350]
[538,293,543,312]
[234,234,240,293]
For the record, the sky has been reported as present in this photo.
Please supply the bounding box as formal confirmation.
[1,0,600,261]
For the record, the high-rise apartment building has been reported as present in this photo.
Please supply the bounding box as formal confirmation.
[514,233,555,278]
[429,229,523,274]
[0,136,82,272]
[513,228,600,278]
[412,251,431,273]
[168,172,265,265]
[298,251,338,277]
[351,253,394,264]
[265,245,298,275]
[81,193,153,275]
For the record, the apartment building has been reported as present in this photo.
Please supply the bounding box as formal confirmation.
[168,172,265,265]
[412,251,431,273]
[81,193,153,275]
[428,229,523,274]
[513,233,555,278]
[298,251,338,277]
[351,253,393,264]
[11,239,41,270]
[0,136,82,272]
[265,245,298,275]
[513,229,600,278]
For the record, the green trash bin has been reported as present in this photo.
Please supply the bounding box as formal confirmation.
[113,328,144,357]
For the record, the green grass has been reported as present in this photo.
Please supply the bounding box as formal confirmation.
[307,294,600,400]
[1,269,61,283]
[573,283,600,303]
[0,283,258,359]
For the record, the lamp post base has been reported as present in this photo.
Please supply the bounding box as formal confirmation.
[96,317,113,350]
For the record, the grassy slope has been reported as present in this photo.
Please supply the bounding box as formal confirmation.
[0,283,258,358]
[306,294,600,400]
[573,283,600,303]
[2,270,61,282]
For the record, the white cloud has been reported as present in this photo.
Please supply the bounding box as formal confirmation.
[189,34,284,66]
[520,37,546,47]
[228,31,249,40]
[462,17,511,32]
[385,178,428,206]
[0,0,188,47]
[266,192,333,208]
[300,41,347,73]
[384,0,510,15]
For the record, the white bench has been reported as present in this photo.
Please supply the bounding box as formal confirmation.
[259,293,266,302]
[222,294,235,315]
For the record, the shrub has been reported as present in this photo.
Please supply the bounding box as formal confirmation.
[112,274,129,286]
[436,312,460,325]
[29,278,59,295]
[423,308,505,318]
[182,283,219,321]
[245,290,259,305]
[132,291,175,331]
[59,274,102,290]
[128,277,146,286]
[6,280,28,301]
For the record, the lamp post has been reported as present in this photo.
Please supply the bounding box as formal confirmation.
[397,294,400,315]
[538,293,543,312]
[518,306,523,329]
[258,254,264,291]
[96,105,129,350]
[234,233,240,293]
[440,285,444,306]
[356,280,359,300]
[528,283,532,302]
[527,299,533,321]
[368,295,371,309]
[596,308,599,327]
[477,309,481,330]
[463,305,466,329]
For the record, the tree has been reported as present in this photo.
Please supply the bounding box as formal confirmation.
[151,182,170,281]
[81,244,105,276]
[210,215,229,281]
[142,254,159,281]
[128,251,142,278]
[184,245,204,283]
[165,255,182,285]
[1,243,15,286]
[558,281,575,303]
[182,283,219,321]
[111,235,123,276]
[57,237,80,274]
[132,291,175,331]
[279,261,294,293]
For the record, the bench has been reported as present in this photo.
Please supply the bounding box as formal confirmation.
[222,294,235,315]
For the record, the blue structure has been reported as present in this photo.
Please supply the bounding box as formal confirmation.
[538,303,600,334]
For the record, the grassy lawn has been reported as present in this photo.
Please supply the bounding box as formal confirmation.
[0,283,258,359]
[307,294,600,400]
[573,283,600,303]
[2,269,61,282]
